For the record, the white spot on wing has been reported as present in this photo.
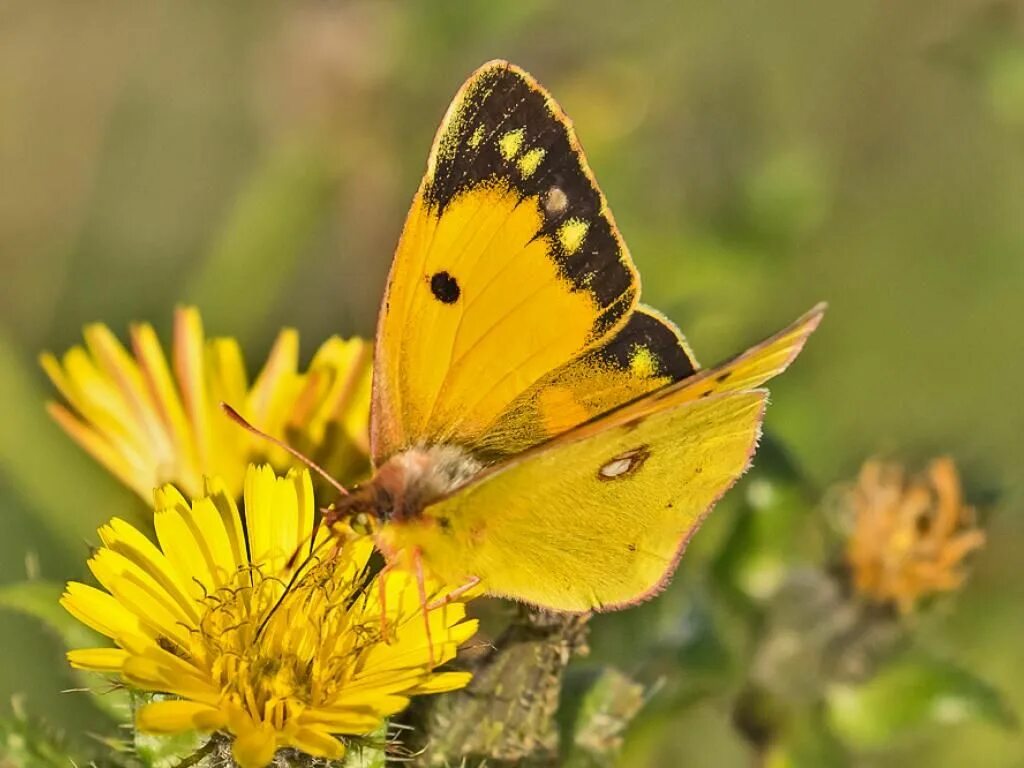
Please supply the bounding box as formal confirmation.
[600,457,634,478]
[544,186,568,215]
[598,446,651,481]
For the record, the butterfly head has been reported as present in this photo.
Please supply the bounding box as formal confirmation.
[329,444,483,532]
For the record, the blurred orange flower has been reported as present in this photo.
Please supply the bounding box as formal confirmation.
[844,457,985,613]
[41,306,372,501]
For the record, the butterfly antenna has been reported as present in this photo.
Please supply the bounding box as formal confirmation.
[284,521,327,571]
[220,402,349,497]
[256,534,337,640]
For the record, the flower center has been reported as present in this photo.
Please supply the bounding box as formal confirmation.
[194,562,379,726]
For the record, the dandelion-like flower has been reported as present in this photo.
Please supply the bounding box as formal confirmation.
[41,306,372,501]
[843,457,985,613]
[61,465,478,767]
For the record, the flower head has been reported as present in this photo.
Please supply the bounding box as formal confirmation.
[843,457,985,613]
[61,465,477,767]
[41,306,372,501]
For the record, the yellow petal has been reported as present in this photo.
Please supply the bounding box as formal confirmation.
[121,651,219,704]
[173,307,212,474]
[46,402,147,497]
[136,700,225,733]
[207,337,250,495]
[60,582,146,642]
[153,505,216,598]
[248,329,299,427]
[289,727,346,759]
[318,337,373,448]
[189,495,242,586]
[284,467,315,576]
[67,647,128,672]
[231,722,278,768]
[131,321,199,493]
[59,346,139,449]
[39,352,75,406]
[84,323,173,463]
[327,690,410,715]
[207,337,249,408]
[298,708,383,733]
[98,517,197,619]
[203,476,248,570]
[409,670,473,695]
[244,464,310,578]
[153,483,189,512]
[88,548,198,637]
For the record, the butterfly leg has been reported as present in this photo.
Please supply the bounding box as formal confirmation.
[377,560,396,643]
[426,575,481,610]
[412,548,436,668]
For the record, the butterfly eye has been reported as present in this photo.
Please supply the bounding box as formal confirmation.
[597,445,651,481]
[352,512,377,535]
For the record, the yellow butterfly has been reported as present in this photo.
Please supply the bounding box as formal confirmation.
[331,60,824,612]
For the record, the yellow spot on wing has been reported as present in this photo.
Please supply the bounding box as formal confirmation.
[517,147,546,177]
[558,218,590,254]
[629,346,657,378]
[468,125,485,149]
[499,128,525,160]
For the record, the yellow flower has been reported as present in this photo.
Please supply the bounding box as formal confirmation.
[61,465,478,768]
[843,457,985,613]
[41,306,372,501]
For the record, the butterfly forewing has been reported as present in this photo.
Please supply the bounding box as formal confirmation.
[371,60,645,464]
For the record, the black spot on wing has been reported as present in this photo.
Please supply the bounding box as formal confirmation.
[587,308,697,382]
[423,61,636,336]
[429,271,460,303]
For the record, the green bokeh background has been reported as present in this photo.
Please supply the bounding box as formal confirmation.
[1,1,1022,765]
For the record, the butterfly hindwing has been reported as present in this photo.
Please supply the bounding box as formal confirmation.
[371,60,641,464]
[574,302,826,436]
[391,389,766,611]
[477,305,698,457]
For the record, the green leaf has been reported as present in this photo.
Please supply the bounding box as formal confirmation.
[826,655,1018,748]
[186,136,344,343]
[0,581,131,723]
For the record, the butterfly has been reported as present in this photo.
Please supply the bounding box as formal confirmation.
[326,60,824,612]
